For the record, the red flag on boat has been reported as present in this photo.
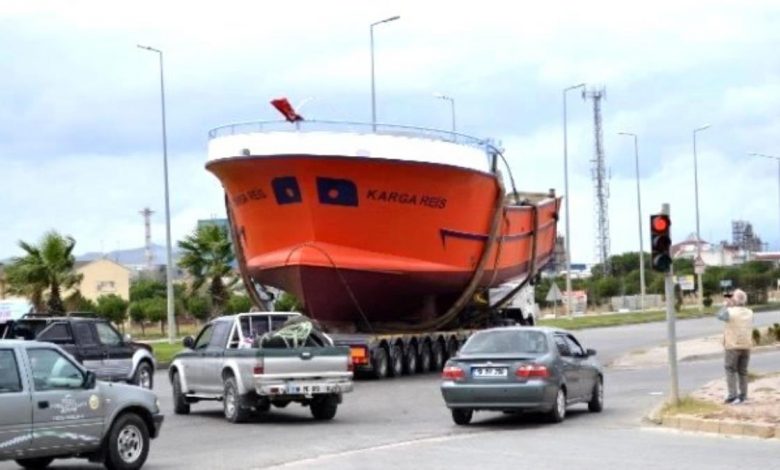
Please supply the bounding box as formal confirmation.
[270,98,304,122]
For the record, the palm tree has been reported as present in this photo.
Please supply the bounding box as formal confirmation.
[178,224,237,316]
[6,231,83,314]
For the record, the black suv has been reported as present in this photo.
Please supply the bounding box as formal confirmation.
[1,314,157,389]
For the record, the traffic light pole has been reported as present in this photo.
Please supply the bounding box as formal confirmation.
[662,202,680,405]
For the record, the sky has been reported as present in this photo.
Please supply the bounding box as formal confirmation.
[2,0,780,265]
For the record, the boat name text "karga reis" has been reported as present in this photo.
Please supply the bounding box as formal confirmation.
[366,189,447,209]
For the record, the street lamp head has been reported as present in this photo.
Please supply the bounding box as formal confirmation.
[373,15,401,26]
[694,124,711,133]
[618,132,636,137]
[137,44,160,53]
[433,92,452,101]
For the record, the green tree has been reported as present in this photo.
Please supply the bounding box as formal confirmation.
[5,231,82,314]
[140,297,167,336]
[96,294,129,326]
[128,301,147,335]
[130,278,166,302]
[178,225,237,316]
[186,294,211,322]
[274,292,302,311]
[225,294,252,314]
[64,291,97,313]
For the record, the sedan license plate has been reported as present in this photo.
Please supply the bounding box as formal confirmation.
[286,383,338,394]
[472,367,508,378]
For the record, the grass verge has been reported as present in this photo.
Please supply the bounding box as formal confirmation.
[661,397,723,417]
[538,303,779,331]
[149,342,184,365]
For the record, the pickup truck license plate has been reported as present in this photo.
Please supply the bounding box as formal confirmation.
[473,367,508,378]
[286,383,338,394]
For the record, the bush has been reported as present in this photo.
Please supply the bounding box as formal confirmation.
[774,323,780,342]
[703,296,713,307]
[96,294,129,326]
[752,328,762,346]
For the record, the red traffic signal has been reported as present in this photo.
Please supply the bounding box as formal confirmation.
[650,214,672,272]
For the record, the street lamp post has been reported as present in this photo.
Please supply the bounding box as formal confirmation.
[138,44,176,343]
[562,83,586,316]
[370,15,400,132]
[747,152,780,249]
[619,132,646,310]
[433,92,456,135]
[693,124,711,312]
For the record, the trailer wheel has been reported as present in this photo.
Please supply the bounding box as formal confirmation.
[418,342,432,373]
[370,346,390,379]
[446,337,460,359]
[389,343,404,377]
[403,344,418,375]
[431,341,445,371]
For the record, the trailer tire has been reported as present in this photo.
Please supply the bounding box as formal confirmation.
[418,342,432,373]
[431,341,446,371]
[370,347,390,379]
[403,344,418,375]
[446,337,460,359]
[389,343,404,377]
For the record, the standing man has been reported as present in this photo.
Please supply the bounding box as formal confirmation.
[717,288,754,404]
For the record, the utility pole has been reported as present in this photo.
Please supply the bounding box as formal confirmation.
[662,202,680,405]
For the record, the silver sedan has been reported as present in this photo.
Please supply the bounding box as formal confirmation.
[440,327,603,425]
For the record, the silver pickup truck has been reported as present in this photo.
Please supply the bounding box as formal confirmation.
[169,313,354,423]
[0,340,163,470]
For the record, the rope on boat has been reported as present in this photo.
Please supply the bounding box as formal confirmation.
[224,193,269,311]
[488,201,540,312]
[281,242,376,334]
[378,168,508,333]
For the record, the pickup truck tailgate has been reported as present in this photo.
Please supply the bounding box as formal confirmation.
[254,347,353,396]
[261,347,350,377]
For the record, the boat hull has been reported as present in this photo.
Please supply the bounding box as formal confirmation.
[207,155,560,326]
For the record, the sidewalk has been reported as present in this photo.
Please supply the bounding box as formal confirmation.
[627,334,780,439]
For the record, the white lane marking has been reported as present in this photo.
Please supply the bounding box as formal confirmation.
[257,431,503,469]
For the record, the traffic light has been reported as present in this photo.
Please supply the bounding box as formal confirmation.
[650,214,672,272]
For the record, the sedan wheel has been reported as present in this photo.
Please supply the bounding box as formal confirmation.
[547,388,567,423]
[451,408,473,426]
[588,377,604,412]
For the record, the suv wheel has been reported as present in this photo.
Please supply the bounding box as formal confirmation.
[172,371,190,415]
[310,395,339,421]
[133,362,154,389]
[223,375,251,423]
[105,413,149,470]
[14,457,54,470]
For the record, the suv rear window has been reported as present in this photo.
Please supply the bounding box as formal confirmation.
[0,350,22,393]
[38,323,73,343]
[6,320,49,340]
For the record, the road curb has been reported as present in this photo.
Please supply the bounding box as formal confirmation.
[648,411,779,439]
[682,343,780,363]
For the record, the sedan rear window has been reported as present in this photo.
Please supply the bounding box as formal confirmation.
[460,330,549,355]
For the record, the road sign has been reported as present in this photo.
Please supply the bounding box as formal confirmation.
[720,279,733,288]
[677,275,695,291]
[546,283,563,303]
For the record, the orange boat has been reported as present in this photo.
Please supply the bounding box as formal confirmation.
[206,121,561,330]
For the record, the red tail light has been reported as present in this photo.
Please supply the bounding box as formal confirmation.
[441,366,465,381]
[515,364,549,378]
[253,365,264,375]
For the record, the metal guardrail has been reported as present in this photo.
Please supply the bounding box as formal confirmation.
[207,120,495,153]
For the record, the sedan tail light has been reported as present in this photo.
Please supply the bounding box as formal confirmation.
[515,363,549,378]
[441,366,465,381]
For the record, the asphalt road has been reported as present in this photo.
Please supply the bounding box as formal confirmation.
[3,310,779,470]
